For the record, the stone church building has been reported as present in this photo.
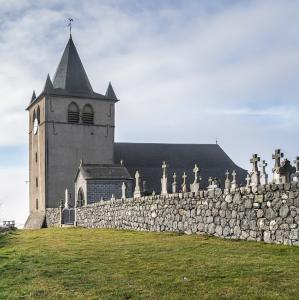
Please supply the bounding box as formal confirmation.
[24,36,246,229]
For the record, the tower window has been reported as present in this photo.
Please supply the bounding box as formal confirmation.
[67,102,80,123]
[82,104,94,125]
[35,152,38,163]
[36,199,38,210]
[36,177,38,188]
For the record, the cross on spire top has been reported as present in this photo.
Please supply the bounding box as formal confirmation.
[68,18,74,37]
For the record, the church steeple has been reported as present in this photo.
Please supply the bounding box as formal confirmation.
[52,36,93,94]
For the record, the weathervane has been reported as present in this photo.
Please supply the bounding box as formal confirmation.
[67,18,74,36]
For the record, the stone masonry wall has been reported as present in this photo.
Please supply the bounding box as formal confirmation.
[45,208,61,227]
[74,183,299,246]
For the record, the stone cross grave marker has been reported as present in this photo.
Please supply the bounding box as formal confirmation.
[260,160,268,185]
[272,149,284,184]
[250,154,260,187]
[225,170,231,190]
[231,170,237,189]
[161,161,168,196]
[134,170,141,198]
[190,164,200,194]
[172,173,177,193]
[182,172,187,193]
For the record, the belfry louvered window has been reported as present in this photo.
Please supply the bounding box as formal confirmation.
[67,102,80,123]
[82,104,94,125]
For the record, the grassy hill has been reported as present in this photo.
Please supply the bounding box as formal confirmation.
[0,228,298,299]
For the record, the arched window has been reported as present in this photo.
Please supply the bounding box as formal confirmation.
[37,106,40,124]
[81,104,94,125]
[78,188,85,207]
[67,102,80,124]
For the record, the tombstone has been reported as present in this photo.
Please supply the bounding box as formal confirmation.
[121,182,126,199]
[231,170,238,189]
[250,154,260,187]
[134,170,141,198]
[172,173,177,194]
[161,161,168,196]
[292,157,299,182]
[224,170,231,190]
[65,188,69,209]
[111,194,115,201]
[208,177,219,190]
[272,149,284,184]
[279,159,296,184]
[207,177,213,190]
[259,160,268,185]
[181,172,187,193]
[190,164,200,195]
[245,173,251,188]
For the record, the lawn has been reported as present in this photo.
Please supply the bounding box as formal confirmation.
[0,228,298,299]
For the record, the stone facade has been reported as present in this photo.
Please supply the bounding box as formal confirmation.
[45,208,61,227]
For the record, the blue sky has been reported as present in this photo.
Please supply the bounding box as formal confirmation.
[0,0,299,226]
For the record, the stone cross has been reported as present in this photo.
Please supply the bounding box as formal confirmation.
[193,164,199,183]
[134,170,141,198]
[172,173,177,194]
[121,182,126,199]
[250,154,260,173]
[65,188,69,209]
[272,149,284,169]
[231,170,237,189]
[181,172,187,193]
[294,157,299,171]
[161,161,168,196]
[208,176,212,187]
[260,160,268,185]
[225,170,231,190]
[245,173,251,187]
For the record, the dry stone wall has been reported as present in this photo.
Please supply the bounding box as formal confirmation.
[74,183,299,246]
[45,208,61,227]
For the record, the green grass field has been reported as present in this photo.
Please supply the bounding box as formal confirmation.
[0,228,298,300]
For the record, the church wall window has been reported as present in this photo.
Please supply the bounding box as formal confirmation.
[81,104,94,125]
[36,199,38,210]
[35,152,38,163]
[36,177,38,188]
[67,102,80,124]
[37,106,40,124]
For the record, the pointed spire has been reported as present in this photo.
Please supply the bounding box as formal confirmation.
[30,90,36,103]
[105,82,117,99]
[52,37,93,94]
[43,74,53,93]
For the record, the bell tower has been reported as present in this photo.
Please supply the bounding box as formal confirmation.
[25,36,118,228]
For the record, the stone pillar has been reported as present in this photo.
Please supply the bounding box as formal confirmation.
[161,161,168,196]
[134,171,141,199]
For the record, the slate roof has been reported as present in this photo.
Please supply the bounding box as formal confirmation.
[75,163,132,181]
[27,37,118,110]
[114,143,248,193]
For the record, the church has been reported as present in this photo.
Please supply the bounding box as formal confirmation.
[24,35,247,229]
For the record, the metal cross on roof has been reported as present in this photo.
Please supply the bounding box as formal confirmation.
[68,18,74,36]
[250,154,260,172]
[272,149,284,168]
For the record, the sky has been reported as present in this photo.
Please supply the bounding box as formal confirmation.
[0,0,299,227]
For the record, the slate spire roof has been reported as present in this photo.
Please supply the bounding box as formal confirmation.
[52,36,93,94]
[43,74,53,93]
[105,82,117,99]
